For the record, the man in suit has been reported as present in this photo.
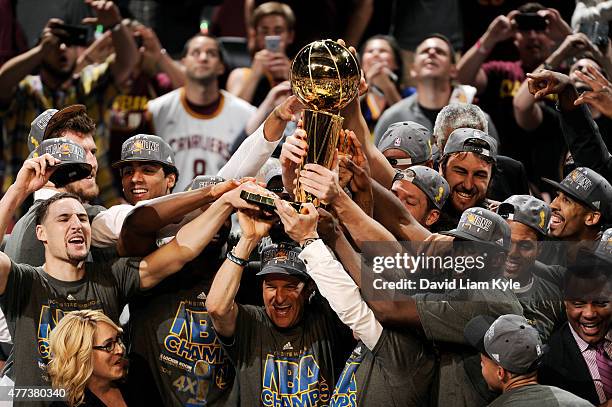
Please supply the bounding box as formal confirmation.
[539,230,612,406]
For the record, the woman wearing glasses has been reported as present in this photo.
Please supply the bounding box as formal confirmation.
[48,310,128,407]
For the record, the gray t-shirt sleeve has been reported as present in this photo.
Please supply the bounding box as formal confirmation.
[415,289,523,344]
[109,257,142,302]
[0,262,36,320]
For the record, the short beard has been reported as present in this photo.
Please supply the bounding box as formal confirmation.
[64,182,99,203]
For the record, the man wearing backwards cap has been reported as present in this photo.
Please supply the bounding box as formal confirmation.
[497,195,565,342]
[539,166,612,266]
[377,121,434,169]
[391,165,450,229]
[464,314,593,406]
[435,127,498,233]
[206,212,352,406]
[4,105,104,267]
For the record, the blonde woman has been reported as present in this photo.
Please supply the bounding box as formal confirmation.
[48,310,128,407]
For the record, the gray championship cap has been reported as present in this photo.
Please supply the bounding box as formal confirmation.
[465,314,545,374]
[377,121,433,165]
[594,228,612,264]
[257,243,309,280]
[442,207,511,251]
[184,175,225,191]
[28,105,87,152]
[112,134,177,171]
[393,165,450,209]
[30,138,92,187]
[443,128,498,161]
[542,167,612,217]
[497,195,551,236]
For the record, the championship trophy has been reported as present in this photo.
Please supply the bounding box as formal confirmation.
[240,40,360,210]
[291,39,360,205]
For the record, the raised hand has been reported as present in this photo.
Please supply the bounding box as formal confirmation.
[275,200,319,245]
[574,64,612,118]
[83,0,122,28]
[526,69,571,99]
[14,154,60,195]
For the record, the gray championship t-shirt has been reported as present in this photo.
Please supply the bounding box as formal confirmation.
[489,384,594,406]
[221,299,351,407]
[515,262,565,343]
[330,328,435,406]
[0,259,140,389]
[415,285,524,407]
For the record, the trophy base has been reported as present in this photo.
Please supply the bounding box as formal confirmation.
[240,190,302,212]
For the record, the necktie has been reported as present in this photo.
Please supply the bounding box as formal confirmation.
[595,341,612,400]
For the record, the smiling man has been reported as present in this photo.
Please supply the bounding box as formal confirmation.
[539,258,612,406]
[435,127,498,232]
[538,167,612,266]
[207,238,351,406]
[496,195,565,341]
[112,134,178,205]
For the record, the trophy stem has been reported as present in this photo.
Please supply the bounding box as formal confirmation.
[295,109,344,205]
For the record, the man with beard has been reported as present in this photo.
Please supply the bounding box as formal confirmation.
[146,34,257,191]
[4,106,104,267]
[457,3,570,167]
[0,153,259,401]
[496,195,565,341]
[434,127,498,232]
[539,251,612,406]
[0,0,139,209]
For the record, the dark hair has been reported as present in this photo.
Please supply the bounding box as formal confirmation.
[518,2,546,13]
[360,34,404,88]
[563,261,612,298]
[181,33,227,66]
[418,33,456,64]
[35,192,82,225]
[46,112,96,140]
[162,165,179,192]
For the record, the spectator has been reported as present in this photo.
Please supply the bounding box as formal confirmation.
[373,34,497,145]
[457,4,571,172]
[146,33,257,191]
[464,314,594,406]
[0,0,139,211]
[227,1,294,106]
[360,35,407,132]
[47,310,128,407]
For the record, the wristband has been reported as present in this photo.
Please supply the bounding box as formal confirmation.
[226,248,249,267]
[301,238,319,249]
[475,38,489,55]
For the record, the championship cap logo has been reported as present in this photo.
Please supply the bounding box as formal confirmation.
[465,213,492,232]
[434,186,444,203]
[538,210,546,228]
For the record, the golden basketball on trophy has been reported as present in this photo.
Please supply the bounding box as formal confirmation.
[290,39,360,205]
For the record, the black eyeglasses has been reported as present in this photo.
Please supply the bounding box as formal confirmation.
[92,336,124,353]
